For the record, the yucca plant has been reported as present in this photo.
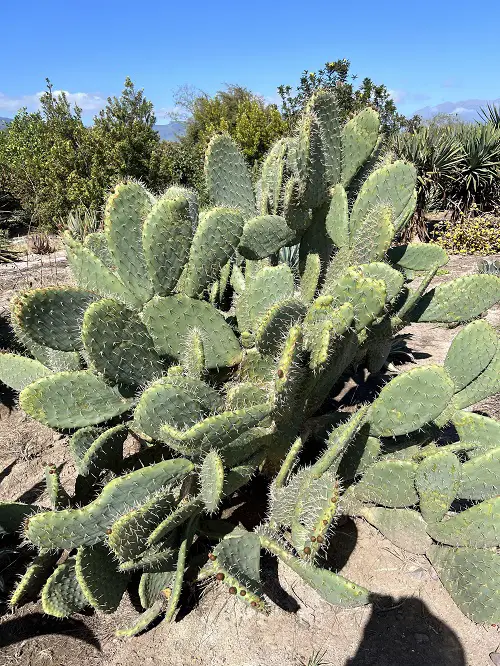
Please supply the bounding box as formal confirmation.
[479,103,500,129]
[0,90,499,636]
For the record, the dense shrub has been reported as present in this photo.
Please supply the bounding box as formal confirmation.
[434,211,500,254]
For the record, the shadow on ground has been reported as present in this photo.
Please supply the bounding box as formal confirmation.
[0,612,101,651]
[345,593,466,666]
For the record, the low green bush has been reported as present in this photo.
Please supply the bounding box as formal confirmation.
[434,211,500,254]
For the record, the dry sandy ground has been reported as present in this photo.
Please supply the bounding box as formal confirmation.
[0,251,499,666]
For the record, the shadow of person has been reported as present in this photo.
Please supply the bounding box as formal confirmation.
[345,593,466,666]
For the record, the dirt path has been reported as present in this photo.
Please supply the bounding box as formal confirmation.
[0,252,499,666]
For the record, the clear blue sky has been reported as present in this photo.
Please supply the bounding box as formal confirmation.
[1,0,500,123]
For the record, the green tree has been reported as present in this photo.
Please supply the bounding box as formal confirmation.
[92,77,160,185]
[0,80,101,228]
[178,85,287,163]
[278,59,410,134]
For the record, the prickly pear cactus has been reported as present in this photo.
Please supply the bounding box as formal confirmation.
[1,90,499,633]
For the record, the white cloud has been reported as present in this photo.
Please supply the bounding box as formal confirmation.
[0,90,108,115]
[389,90,431,105]
[388,89,405,103]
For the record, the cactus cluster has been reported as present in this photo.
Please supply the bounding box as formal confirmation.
[1,90,500,633]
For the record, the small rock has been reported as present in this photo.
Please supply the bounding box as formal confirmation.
[490,653,500,665]
[414,633,430,643]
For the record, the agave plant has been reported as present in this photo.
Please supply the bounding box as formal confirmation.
[0,90,499,636]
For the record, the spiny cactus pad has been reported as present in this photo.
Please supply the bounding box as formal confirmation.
[2,90,499,633]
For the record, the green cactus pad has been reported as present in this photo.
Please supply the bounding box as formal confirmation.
[68,426,102,467]
[104,181,154,303]
[143,195,192,296]
[200,450,225,513]
[428,496,500,547]
[427,545,500,623]
[283,176,310,232]
[387,243,448,271]
[167,373,223,412]
[349,162,416,238]
[76,543,130,612]
[324,269,386,331]
[10,311,81,373]
[220,427,270,469]
[12,287,97,352]
[119,547,176,573]
[292,469,340,560]
[303,298,353,357]
[298,206,332,275]
[225,383,269,411]
[218,260,232,303]
[336,431,382,481]
[83,232,114,268]
[139,569,176,609]
[311,408,370,480]
[238,215,297,260]
[360,507,432,554]
[341,107,380,187]
[453,346,500,409]
[300,253,322,304]
[243,264,295,332]
[350,205,395,265]
[64,234,139,308]
[181,329,205,379]
[148,497,203,546]
[143,294,242,369]
[0,502,37,534]
[20,370,133,428]
[41,559,88,618]
[76,424,128,478]
[304,331,358,415]
[161,403,272,454]
[352,460,419,507]
[116,600,164,637]
[162,185,199,229]
[260,138,288,215]
[409,274,500,323]
[358,262,405,304]
[26,459,193,549]
[133,379,209,441]
[260,531,369,607]
[0,352,52,390]
[200,527,266,611]
[311,90,342,188]
[325,184,349,249]
[45,465,70,509]
[370,365,455,437]
[255,299,307,356]
[459,446,500,500]
[444,320,498,392]
[452,411,500,448]
[82,298,162,388]
[230,263,245,294]
[415,451,461,523]
[10,550,58,607]
[298,112,328,209]
[205,134,256,219]
[184,208,244,297]
[108,489,176,561]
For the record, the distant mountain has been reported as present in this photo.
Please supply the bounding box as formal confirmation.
[154,121,187,141]
[415,99,500,122]
[0,117,12,130]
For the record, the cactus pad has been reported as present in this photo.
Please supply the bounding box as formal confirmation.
[20,370,134,428]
